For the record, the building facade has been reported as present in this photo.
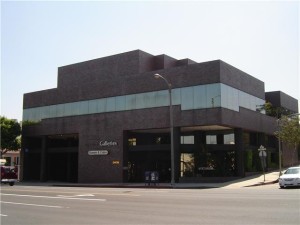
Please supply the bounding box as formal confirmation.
[22,50,299,183]
[1,150,20,167]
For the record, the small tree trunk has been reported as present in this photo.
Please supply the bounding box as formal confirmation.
[292,143,297,166]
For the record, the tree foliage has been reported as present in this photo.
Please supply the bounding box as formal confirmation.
[0,116,21,155]
[257,102,299,149]
[275,115,300,149]
[256,101,292,118]
[275,114,300,165]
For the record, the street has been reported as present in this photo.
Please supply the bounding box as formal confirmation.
[1,183,299,225]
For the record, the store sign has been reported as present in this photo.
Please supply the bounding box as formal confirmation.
[88,150,109,156]
[112,160,120,165]
[99,140,118,147]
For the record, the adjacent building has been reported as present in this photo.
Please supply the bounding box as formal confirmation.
[22,50,299,183]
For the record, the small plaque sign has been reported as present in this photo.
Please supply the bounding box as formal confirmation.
[112,160,120,165]
[88,150,109,156]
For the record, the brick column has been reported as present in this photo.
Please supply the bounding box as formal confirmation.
[40,136,47,182]
[235,128,245,177]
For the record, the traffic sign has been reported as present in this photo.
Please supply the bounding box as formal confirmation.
[259,151,267,157]
[258,145,267,181]
[258,145,266,152]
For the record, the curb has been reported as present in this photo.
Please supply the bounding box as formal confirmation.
[52,184,218,189]
[244,179,278,187]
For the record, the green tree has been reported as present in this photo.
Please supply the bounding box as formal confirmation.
[0,116,21,156]
[275,115,300,165]
[257,102,292,118]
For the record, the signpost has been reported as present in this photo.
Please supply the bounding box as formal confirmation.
[258,145,267,182]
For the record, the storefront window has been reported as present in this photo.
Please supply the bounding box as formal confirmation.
[156,137,162,144]
[154,135,170,144]
[128,138,137,146]
[180,136,194,144]
[224,133,235,144]
[196,151,236,177]
[243,132,250,146]
[180,153,194,177]
[250,133,258,145]
[206,135,217,144]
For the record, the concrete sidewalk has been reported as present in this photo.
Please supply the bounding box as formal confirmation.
[218,171,279,189]
[15,171,280,189]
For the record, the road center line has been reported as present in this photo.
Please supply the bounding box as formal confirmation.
[0,214,8,217]
[0,193,106,201]
[1,201,65,208]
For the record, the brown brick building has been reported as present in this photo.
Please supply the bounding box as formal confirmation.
[22,50,299,183]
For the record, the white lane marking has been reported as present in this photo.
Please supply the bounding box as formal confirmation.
[84,192,140,197]
[1,201,66,208]
[0,214,8,217]
[0,193,106,201]
[57,194,94,197]
[1,189,140,196]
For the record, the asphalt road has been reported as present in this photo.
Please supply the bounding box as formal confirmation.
[1,183,299,225]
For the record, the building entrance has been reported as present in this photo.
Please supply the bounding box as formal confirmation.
[46,134,78,182]
[128,151,171,182]
[23,134,79,182]
[47,152,78,182]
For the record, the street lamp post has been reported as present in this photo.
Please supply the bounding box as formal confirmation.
[153,73,175,186]
[277,119,282,177]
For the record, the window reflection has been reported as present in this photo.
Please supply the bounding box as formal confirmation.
[126,94,136,110]
[193,85,206,109]
[88,100,98,114]
[128,138,137,146]
[180,136,195,144]
[180,153,195,177]
[116,96,126,111]
[23,83,265,122]
[106,97,116,112]
[155,90,169,107]
[206,135,217,144]
[224,133,235,144]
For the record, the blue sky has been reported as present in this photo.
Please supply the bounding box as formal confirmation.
[1,0,299,121]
